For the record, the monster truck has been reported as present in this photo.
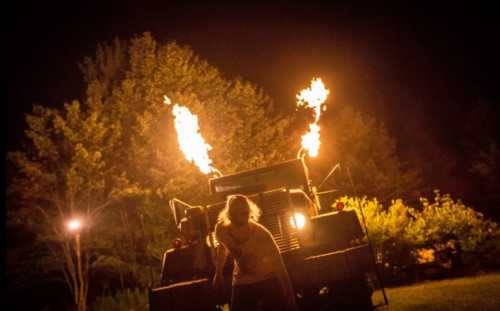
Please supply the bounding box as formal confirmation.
[149,158,383,310]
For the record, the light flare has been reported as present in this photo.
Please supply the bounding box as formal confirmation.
[164,96,215,175]
[67,219,82,231]
[296,78,330,157]
[290,212,306,229]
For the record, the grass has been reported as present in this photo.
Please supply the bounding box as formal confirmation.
[372,273,500,311]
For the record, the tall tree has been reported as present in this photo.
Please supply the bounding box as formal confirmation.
[7,101,127,311]
[310,105,423,202]
[7,32,298,308]
[462,99,500,218]
[79,33,297,202]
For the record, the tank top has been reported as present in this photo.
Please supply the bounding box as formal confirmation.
[216,222,277,285]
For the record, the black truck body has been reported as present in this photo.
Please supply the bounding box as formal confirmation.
[150,158,377,310]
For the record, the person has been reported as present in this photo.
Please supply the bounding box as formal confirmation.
[212,194,299,311]
[178,207,209,276]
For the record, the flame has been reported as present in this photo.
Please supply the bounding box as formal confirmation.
[164,96,215,174]
[301,123,321,157]
[296,78,330,157]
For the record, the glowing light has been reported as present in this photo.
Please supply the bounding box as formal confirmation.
[67,219,82,231]
[172,238,183,249]
[290,212,306,229]
[296,78,330,157]
[164,96,215,175]
[301,124,320,158]
[163,95,172,106]
[335,201,345,211]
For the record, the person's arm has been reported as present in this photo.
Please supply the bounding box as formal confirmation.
[212,224,228,288]
[260,226,299,310]
[214,223,247,273]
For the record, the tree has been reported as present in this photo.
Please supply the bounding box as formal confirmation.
[461,99,500,219]
[469,141,500,207]
[312,105,423,202]
[7,32,298,308]
[78,33,298,201]
[7,101,128,311]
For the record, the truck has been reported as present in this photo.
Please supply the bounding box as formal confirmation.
[149,157,385,310]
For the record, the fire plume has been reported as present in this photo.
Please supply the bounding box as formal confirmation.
[164,96,215,175]
[296,78,330,157]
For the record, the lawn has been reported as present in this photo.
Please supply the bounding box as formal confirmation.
[372,273,500,311]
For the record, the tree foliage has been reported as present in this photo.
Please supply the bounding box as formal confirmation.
[7,100,124,311]
[337,191,500,282]
[316,105,423,201]
[91,288,149,311]
[461,99,500,218]
[7,32,298,308]
[78,33,297,202]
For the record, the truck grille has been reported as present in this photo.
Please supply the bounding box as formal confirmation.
[260,212,301,253]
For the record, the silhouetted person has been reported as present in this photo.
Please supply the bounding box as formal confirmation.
[212,194,298,311]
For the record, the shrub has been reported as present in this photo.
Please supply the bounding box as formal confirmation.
[405,190,499,252]
[334,190,500,282]
[91,288,149,311]
[406,190,500,273]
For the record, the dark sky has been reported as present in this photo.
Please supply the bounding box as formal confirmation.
[7,1,499,156]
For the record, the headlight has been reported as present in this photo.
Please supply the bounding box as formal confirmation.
[290,212,306,229]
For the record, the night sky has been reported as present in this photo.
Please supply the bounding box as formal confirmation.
[7,2,499,170]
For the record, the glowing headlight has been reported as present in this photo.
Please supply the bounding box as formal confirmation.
[290,212,306,229]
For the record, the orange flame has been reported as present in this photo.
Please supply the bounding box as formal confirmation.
[296,78,330,157]
[164,96,215,174]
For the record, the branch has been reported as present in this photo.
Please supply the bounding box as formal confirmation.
[33,205,51,222]
[61,264,75,300]
[84,251,90,303]
[89,198,115,219]
[61,239,78,303]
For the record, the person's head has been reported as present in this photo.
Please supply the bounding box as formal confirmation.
[218,194,261,227]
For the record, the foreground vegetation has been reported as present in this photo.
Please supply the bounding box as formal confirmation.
[90,273,500,310]
[337,192,500,284]
[373,273,500,310]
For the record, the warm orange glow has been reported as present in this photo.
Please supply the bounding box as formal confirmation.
[301,123,321,157]
[67,219,82,231]
[164,96,215,175]
[290,212,306,229]
[296,78,330,157]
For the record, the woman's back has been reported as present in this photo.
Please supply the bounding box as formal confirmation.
[216,221,277,285]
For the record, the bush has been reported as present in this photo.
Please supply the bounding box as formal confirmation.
[91,288,149,311]
[407,191,500,274]
[405,191,499,252]
[336,197,414,283]
[334,190,500,283]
